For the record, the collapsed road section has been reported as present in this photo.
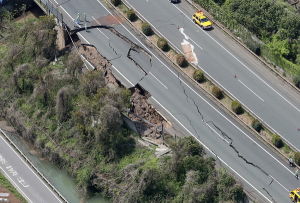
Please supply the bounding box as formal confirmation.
[34,0,298,202]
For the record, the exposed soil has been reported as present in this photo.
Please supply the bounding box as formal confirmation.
[78,44,166,142]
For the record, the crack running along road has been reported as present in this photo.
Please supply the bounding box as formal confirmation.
[48,0,296,201]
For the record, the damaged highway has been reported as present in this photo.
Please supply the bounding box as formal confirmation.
[41,0,300,202]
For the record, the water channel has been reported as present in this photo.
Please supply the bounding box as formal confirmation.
[5,130,109,203]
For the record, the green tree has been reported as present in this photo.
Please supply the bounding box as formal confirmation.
[231,100,243,114]
[141,22,153,36]
[157,38,169,52]
[176,54,188,68]
[294,152,300,166]
[212,86,223,99]
[193,70,205,83]
[272,134,284,148]
[251,119,263,132]
[127,9,137,22]
[111,0,121,6]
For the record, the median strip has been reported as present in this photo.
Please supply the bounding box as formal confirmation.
[106,0,300,169]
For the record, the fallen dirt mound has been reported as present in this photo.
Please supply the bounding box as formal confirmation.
[78,45,165,140]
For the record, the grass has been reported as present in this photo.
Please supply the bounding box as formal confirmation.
[114,0,298,163]
[117,3,129,13]
[117,147,154,170]
[0,171,27,203]
[0,44,8,58]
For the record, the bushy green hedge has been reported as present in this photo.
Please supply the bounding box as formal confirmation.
[231,100,243,115]
[272,134,284,148]
[293,74,300,88]
[251,119,263,132]
[294,152,300,166]
[141,22,153,36]
[176,54,188,68]
[193,0,300,77]
[211,85,223,99]
[193,70,205,82]
[127,9,137,22]
[111,0,121,6]
[157,38,169,52]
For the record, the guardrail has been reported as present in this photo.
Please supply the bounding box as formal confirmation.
[118,0,299,157]
[33,0,63,23]
[0,128,68,203]
[184,0,300,95]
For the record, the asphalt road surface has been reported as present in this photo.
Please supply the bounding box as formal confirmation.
[0,130,63,203]
[123,0,300,152]
[35,0,300,202]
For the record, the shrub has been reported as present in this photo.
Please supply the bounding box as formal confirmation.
[294,74,300,88]
[231,100,243,115]
[211,86,223,99]
[272,134,284,148]
[193,70,205,83]
[141,22,153,36]
[251,119,263,132]
[157,38,169,52]
[111,0,121,6]
[126,9,137,22]
[294,152,300,166]
[176,54,188,68]
[229,185,245,202]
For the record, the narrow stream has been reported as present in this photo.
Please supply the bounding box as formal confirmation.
[5,131,109,203]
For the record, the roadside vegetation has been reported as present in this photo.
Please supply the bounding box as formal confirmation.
[193,0,300,86]
[0,172,27,203]
[113,0,298,165]
[0,2,245,202]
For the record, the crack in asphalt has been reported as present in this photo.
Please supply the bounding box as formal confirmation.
[107,26,152,58]
[127,47,148,75]
[263,187,276,203]
[78,20,276,191]
[174,71,272,180]
[191,99,205,122]
[177,72,189,103]
[229,142,269,176]
[268,178,274,186]
[107,26,153,83]
[206,121,233,144]
[108,41,120,57]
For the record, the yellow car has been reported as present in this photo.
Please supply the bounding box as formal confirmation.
[192,11,212,30]
[290,188,300,202]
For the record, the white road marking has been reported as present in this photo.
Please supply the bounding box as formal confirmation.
[111,65,135,86]
[0,130,64,203]
[97,0,297,176]
[77,33,90,44]
[206,123,230,144]
[238,79,264,102]
[189,37,203,50]
[52,0,135,87]
[80,55,95,70]
[149,72,168,89]
[179,27,203,50]
[179,27,190,40]
[151,96,272,203]
[172,4,300,114]
[0,166,32,203]
[53,0,74,21]
[91,16,110,39]
[269,175,289,192]
[122,0,300,152]
[36,0,291,200]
